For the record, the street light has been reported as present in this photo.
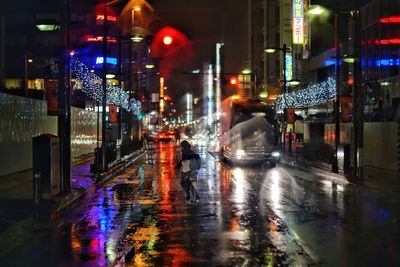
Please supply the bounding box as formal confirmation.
[343,54,356,64]
[145,63,155,69]
[259,92,268,98]
[131,35,143,42]
[264,48,277,53]
[131,7,141,41]
[264,44,288,93]
[288,79,301,86]
[241,68,251,75]
[36,24,60,31]
[308,5,326,15]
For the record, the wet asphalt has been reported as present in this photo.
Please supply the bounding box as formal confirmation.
[2,142,400,266]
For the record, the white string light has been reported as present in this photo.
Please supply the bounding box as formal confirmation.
[276,77,336,111]
[71,58,141,114]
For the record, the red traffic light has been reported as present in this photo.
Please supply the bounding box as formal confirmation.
[163,95,172,101]
[163,35,173,45]
[229,77,239,85]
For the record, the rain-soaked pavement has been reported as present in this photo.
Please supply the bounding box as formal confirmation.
[2,142,400,266]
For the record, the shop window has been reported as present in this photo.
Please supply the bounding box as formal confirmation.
[5,79,22,89]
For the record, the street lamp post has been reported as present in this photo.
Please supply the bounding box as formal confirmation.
[352,9,363,179]
[309,5,341,173]
[24,56,33,97]
[265,43,287,148]
[117,32,122,141]
[59,0,71,193]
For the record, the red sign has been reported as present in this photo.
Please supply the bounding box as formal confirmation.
[108,104,118,124]
[341,96,353,122]
[285,108,296,123]
[375,39,400,45]
[380,16,400,23]
[85,35,117,43]
[96,15,117,22]
[47,80,58,116]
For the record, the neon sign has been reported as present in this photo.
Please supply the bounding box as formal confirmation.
[95,57,117,65]
[375,39,400,45]
[85,36,117,43]
[96,15,117,22]
[375,59,400,67]
[380,16,400,23]
[293,0,304,44]
[285,54,293,84]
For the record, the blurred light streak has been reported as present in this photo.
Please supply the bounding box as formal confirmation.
[207,64,214,126]
[270,170,282,216]
[232,168,246,203]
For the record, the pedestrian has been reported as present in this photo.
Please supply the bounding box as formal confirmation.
[175,140,200,204]
[143,131,149,150]
[175,129,181,144]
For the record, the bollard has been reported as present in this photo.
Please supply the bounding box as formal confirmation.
[33,171,41,205]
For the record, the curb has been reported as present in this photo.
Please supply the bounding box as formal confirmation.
[56,150,147,213]
[280,160,351,185]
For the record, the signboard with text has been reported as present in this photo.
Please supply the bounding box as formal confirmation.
[285,54,293,86]
[293,0,304,44]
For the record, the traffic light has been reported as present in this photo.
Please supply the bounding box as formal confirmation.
[229,76,239,85]
[163,35,173,45]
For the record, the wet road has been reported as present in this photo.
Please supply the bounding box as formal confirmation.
[2,142,400,266]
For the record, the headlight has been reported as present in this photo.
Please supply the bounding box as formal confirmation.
[272,151,280,157]
[235,149,246,158]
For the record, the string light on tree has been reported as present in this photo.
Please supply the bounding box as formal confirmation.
[71,58,141,114]
[276,77,336,111]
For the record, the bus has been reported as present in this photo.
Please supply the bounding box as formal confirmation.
[219,96,280,166]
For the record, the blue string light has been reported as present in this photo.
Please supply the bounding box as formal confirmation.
[276,77,336,111]
[71,58,141,114]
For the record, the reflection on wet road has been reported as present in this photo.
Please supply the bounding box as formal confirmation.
[3,142,400,266]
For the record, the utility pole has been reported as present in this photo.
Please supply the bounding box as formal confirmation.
[332,12,341,174]
[59,0,71,193]
[24,55,28,97]
[282,43,287,150]
[117,33,122,141]
[353,9,363,178]
[127,41,132,139]
[101,3,108,172]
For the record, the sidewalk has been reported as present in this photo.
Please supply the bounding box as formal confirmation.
[0,149,146,259]
[280,155,349,185]
[281,154,400,192]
